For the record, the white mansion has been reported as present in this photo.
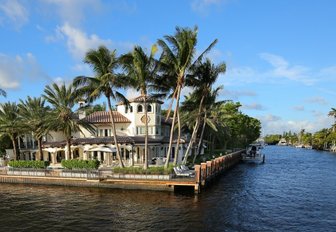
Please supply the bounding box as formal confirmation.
[6,96,193,166]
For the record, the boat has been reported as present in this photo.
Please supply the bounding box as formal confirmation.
[241,144,265,164]
[278,138,288,146]
[295,144,305,148]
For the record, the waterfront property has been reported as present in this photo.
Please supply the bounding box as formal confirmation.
[0,150,243,193]
[6,96,201,166]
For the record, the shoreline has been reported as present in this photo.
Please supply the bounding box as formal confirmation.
[0,150,244,193]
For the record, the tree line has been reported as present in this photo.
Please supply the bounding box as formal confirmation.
[264,108,336,150]
[0,26,261,169]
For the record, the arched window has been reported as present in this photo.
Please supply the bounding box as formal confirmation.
[137,105,143,113]
[147,104,152,112]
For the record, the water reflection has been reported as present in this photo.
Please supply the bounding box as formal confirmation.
[0,146,335,231]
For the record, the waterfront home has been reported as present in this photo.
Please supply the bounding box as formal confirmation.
[6,96,195,166]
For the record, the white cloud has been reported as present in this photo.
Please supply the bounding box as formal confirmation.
[0,53,48,89]
[258,112,333,135]
[49,23,134,60]
[191,0,229,14]
[224,52,320,86]
[0,0,28,28]
[305,96,328,105]
[293,105,305,111]
[54,23,112,59]
[41,0,102,26]
[242,103,265,111]
[220,88,256,99]
[259,53,316,85]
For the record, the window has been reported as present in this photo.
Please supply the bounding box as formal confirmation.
[126,105,133,113]
[137,105,143,113]
[137,126,146,135]
[147,104,152,112]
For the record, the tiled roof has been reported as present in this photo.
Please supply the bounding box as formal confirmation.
[42,136,134,148]
[85,111,131,124]
[117,95,163,105]
[42,135,186,148]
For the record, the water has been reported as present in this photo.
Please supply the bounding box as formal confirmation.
[0,146,335,232]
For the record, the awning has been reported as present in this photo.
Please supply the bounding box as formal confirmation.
[88,146,116,153]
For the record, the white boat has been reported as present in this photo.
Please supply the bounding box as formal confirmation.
[278,138,288,146]
[241,144,265,164]
[295,144,304,148]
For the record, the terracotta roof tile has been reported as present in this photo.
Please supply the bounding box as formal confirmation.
[85,111,130,124]
[42,135,186,148]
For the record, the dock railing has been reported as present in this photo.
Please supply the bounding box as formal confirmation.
[194,150,244,189]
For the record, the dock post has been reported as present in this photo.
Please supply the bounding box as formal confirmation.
[200,163,207,186]
[194,165,201,193]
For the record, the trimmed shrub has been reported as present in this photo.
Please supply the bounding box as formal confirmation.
[113,165,174,175]
[8,160,50,169]
[61,159,100,170]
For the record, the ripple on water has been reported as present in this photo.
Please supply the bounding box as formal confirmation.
[0,146,335,231]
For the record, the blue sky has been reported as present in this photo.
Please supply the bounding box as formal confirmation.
[0,0,335,135]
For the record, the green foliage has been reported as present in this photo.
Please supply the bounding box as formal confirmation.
[61,159,100,170]
[0,134,12,156]
[264,134,282,145]
[84,103,106,115]
[113,165,174,175]
[8,160,50,169]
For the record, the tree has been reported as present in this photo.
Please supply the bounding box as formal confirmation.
[0,134,12,157]
[84,103,106,115]
[0,102,22,159]
[0,89,6,97]
[120,45,159,169]
[43,83,95,161]
[18,96,50,161]
[181,58,226,164]
[158,26,217,168]
[73,46,128,168]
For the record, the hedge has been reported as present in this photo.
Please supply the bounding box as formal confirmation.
[8,160,50,169]
[113,165,174,175]
[61,159,100,170]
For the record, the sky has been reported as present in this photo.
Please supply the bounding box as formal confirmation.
[0,0,336,135]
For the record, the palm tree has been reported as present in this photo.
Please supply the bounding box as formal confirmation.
[18,96,50,161]
[43,83,95,161]
[0,102,22,159]
[120,45,159,169]
[328,108,336,147]
[158,26,217,168]
[73,46,128,168]
[0,89,6,97]
[181,58,226,164]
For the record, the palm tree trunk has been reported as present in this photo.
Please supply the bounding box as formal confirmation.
[38,137,43,161]
[193,111,207,163]
[173,106,181,165]
[66,138,71,160]
[107,97,124,168]
[164,86,181,169]
[11,135,19,160]
[183,119,199,164]
[144,97,149,170]
[182,96,204,164]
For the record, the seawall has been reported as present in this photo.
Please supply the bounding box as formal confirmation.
[0,150,244,193]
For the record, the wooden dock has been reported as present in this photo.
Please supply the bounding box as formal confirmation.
[0,150,243,193]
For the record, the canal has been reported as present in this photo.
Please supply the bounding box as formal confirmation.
[0,146,335,231]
